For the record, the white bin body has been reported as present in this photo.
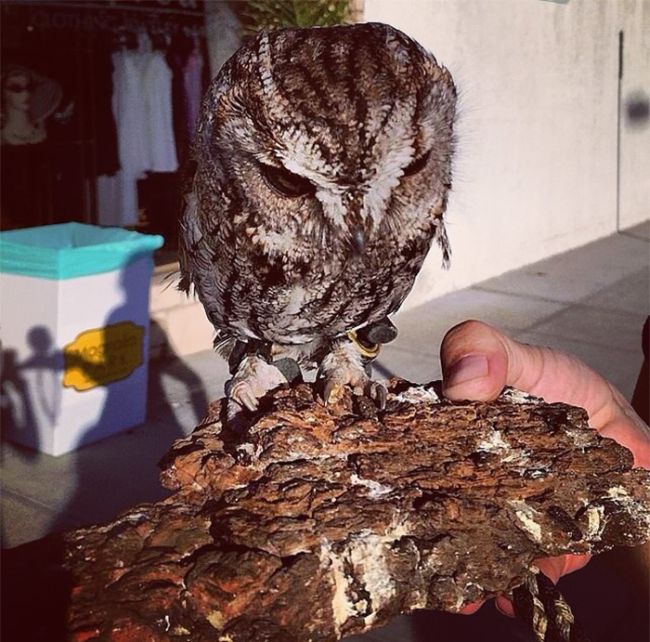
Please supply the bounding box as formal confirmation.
[1,257,154,456]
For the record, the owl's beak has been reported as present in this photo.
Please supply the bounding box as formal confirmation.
[351,227,366,254]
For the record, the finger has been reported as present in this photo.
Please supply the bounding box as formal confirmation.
[440,321,507,401]
[440,320,650,467]
[495,594,515,618]
[441,320,591,404]
[458,600,484,615]
[494,553,591,619]
[534,553,591,583]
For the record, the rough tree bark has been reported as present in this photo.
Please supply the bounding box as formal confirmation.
[51,381,650,641]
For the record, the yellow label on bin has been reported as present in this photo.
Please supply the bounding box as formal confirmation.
[63,321,144,392]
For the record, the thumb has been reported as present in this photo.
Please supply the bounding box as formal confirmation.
[440,320,650,468]
[440,320,517,402]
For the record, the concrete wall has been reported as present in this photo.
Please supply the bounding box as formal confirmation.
[363,0,650,309]
[619,0,650,230]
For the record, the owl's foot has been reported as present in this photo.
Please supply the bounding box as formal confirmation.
[226,355,288,419]
[318,340,387,409]
[323,375,387,409]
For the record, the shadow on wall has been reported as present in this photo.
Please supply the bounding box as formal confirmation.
[625,90,650,128]
[1,326,60,462]
[2,260,153,456]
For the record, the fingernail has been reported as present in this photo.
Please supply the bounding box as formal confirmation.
[445,354,489,388]
[494,595,515,618]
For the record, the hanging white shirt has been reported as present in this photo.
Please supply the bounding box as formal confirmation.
[142,50,178,173]
[98,40,178,227]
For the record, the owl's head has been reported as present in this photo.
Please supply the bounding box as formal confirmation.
[195,22,456,254]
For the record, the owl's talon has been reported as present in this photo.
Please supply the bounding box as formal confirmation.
[226,384,259,422]
[226,398,245,422]
[230,382,260,412]
[226,355,287,419]
[319,339,388,409]
[323,380,343,405]
[322,377,387,409]
[321,369,387,409]
[367,381,387,410]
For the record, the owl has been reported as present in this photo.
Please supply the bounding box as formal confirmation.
[179,22,456,416]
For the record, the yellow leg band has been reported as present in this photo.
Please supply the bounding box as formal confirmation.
[347,330,380,359]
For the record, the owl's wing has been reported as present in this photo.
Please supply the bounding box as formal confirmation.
[434,217,451,269]
[178,187,201,295]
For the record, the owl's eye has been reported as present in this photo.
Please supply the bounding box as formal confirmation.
[260,163,315,198]
[403,150,431,177]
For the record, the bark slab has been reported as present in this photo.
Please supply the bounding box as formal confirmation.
[62,380,650,642]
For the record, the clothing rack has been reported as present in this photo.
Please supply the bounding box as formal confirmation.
[1,1,206,238]
[3,1,205,39]
[14,1,205,18]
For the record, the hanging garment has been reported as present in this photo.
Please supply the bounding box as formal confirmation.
[96,173,126,227]
[98,45,178,227]
[98,49,148,226]
[168,46,189,165]
[183,45,203,138]
[93,47,120,177]
[143,50,178,172]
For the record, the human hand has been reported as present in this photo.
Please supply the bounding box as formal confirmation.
[439,320,650,616]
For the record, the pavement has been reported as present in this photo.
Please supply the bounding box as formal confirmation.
[1,221,648,639]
